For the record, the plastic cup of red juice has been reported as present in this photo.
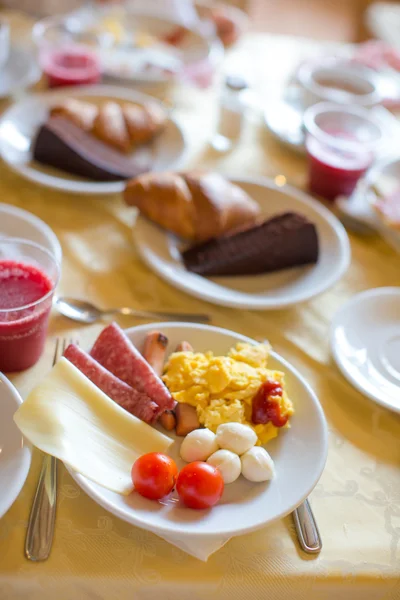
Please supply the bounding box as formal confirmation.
[32,16,102,88]
[0,238,60,372]
[304,102,384,202]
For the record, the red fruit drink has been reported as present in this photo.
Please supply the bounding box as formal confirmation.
[306,133,373,201]
[40,45,101,88]
[0,240,59,372]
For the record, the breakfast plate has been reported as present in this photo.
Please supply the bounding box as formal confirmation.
[67,322,328,540]
[34,8,223,87]
[0,85,186,195]
[0,203,62,264]
[0,374,32,518]
[331,288,400,414]
[133,176,351,310]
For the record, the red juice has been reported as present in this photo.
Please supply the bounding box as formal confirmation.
[0,260,53,372]
[306,134,373,201]
[40,46,102,88]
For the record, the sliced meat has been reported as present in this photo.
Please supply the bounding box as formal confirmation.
[175,403,200,436]
[142,331,168,376]
[64,344,160,423]
[175,341,193,352]
[90,323,175,411]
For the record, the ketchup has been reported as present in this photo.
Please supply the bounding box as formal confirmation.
[251,381,288,428]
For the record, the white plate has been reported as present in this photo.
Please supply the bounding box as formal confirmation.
[0,374,32,518]
[331,287,400,414]
[0,45,41,98]
[336,155,400,253]
[0,203,62,264]
[133,176,351,310]
[0,85,187,195]
[68,323,328,539]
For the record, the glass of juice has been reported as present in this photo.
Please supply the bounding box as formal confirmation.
[33,16,102,88]
[0,238,60,372]
[303,102,384,202]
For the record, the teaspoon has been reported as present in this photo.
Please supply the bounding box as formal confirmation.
[55,297,210,324]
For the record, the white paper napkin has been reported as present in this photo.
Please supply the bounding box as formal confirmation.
[158,531,233,561]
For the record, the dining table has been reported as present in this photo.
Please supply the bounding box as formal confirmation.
[0,8,399,600]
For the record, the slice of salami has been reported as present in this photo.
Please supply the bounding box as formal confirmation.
[64,344,160,423]
[90,323,175,411]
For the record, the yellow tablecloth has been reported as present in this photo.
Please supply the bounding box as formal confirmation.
[1,10,400,600]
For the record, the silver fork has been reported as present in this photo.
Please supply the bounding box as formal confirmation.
[25,337,75,561]
[292,499,322,554]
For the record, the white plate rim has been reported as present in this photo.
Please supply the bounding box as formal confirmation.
[0,373,32,519]
[68,322,328,539]
[0,84,187,195]
[134,175,351,310]
[330,286,400,414]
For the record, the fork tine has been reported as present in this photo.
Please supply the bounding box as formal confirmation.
[52,338,60,367]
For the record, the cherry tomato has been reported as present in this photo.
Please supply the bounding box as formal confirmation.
[132,453,178,500]
[176,462,224,509]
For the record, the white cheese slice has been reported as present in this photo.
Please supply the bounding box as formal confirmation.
[14,357,173,495]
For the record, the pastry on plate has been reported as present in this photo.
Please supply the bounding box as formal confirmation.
[124,171,261,242]
[49,98,167,153]
[182,212,319,276]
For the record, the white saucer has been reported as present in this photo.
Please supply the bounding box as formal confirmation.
[0,85,186,195]
[0,374,32,518]
[0,45,41,98]
[264,87,307,155]
[331,287,400,414]
[133,176,351,310]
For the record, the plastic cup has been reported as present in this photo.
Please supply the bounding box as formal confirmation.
[32,16,102,88]
[304,102,384,201]
[0,238,60,372]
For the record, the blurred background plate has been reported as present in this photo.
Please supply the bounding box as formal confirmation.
[0,374,32,519]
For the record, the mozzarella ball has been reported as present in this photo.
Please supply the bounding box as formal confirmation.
[180,429,218,463]
[207,449,241,484]
[240,447,275,482]
[216,423,257,455]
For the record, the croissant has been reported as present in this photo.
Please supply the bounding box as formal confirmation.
[50,99,167,154]
[124,171,261,242]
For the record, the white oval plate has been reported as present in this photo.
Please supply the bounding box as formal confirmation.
[0,85,186,195]
[331,287,400,414]
[0,203,62,264]
[0,374,32,518]
[69,323,328,540]
[133,176,351,310]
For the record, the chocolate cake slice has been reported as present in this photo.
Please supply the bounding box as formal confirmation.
[182,212,319,276]
[33,116,152,182]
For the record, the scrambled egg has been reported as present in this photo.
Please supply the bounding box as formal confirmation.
[163,343,294,445]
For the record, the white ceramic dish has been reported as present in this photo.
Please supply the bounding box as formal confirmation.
[0,45,41,98]
[0,374,32,518]
[0,85,186,195]
[336,154,400,254]
[331,288,400,414]
[68,322,328,539]
[33,10,222,87]
[0,203,62,264]
[297,58,382,108]
[133,176,350,310]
